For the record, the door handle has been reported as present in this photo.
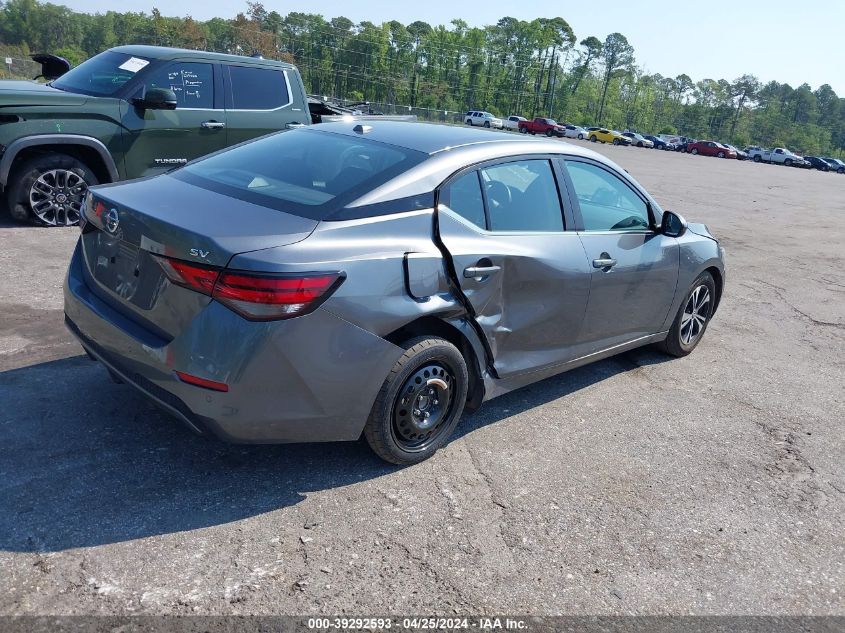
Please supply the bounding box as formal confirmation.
[201,120,226,129]
[285,122,307,130]
[464,265,501,278]
[592,257,617,269]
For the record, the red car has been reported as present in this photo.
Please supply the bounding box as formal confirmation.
[687,140,736,158]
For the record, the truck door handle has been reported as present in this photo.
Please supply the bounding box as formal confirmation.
[592,257,617,269]
[464,265,501,278]
[201,120,226,129]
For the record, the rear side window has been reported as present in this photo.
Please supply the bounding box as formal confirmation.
[176,129,424,220]
[228,66,289,109]
[440,172,485,229]
[480,160,563,232]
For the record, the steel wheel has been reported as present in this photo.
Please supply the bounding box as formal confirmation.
[680,285,712,346]
[29,169,89,226]
[391,363,456,453]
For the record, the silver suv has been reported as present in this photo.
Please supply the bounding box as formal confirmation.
[464,111,503,129]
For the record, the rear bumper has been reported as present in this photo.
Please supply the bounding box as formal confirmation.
[64,241,404,443]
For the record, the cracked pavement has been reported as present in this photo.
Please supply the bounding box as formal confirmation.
[0,141,843,615]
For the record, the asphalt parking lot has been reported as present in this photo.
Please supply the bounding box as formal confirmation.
[0,140,843,616]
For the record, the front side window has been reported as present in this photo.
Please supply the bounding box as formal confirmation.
[480,160,563,232]
[565,161,651,232]
[228,66,289,110]
[142,62,214,109]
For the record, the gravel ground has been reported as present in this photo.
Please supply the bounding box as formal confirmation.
[0,141,842,616]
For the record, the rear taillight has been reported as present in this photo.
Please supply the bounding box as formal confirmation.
[152,255,343,321]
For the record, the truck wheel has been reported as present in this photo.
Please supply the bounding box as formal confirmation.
[753,155,762,162]
[7,154,98,226]
[484,121,490,128]
[784,158,792,166]
[363,337,468,465]
[545,129,554,137]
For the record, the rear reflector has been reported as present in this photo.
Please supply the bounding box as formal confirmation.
[174,371,229,392]
[152,254,343,321]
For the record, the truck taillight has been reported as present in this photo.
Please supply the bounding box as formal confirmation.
[152,255,343,321]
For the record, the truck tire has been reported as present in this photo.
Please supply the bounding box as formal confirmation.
[484,121,490,128]
[545,129,554,137]
[753,155,762,162]
[784,158,792,167]
[7,153,98,226]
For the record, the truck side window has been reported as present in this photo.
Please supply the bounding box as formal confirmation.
[228,66,290,110]
[143,62,213,109]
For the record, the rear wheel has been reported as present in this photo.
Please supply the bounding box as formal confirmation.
[363,337,469,465]
[613,138,620,145]
[545,129,554,137]
[590,134,597,142]
[657,272,716,357]
[6,153,98,226]
[691,148,699,155]
[578,133,584,140]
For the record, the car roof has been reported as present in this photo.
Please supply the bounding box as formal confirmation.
[311,120,603,157]
[108,45,297,69]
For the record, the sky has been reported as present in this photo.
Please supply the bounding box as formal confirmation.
[57,0,844,94]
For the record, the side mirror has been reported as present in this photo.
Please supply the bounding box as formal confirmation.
[131,87,178,111]
[661,210,687,237]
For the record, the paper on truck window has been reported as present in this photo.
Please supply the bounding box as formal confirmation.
[118,57,149,73]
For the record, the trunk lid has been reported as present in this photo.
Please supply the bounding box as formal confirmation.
[80,174,318,339]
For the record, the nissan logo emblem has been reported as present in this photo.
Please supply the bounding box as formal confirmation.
[105,208,119,233]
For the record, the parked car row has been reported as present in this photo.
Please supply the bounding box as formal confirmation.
[466,110,843,173]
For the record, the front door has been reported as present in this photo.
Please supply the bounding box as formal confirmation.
[120,61,227,179]
[437,158,592,378]
[562,158,679,350]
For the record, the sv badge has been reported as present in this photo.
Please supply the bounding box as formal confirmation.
[189,248,210,259]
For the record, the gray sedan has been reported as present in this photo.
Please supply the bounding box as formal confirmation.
[64,122,726,464]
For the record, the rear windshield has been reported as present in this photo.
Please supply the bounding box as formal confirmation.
[174,129,426,220]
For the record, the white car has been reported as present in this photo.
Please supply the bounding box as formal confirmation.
[564,125,587,140]
[503,115,527,131]
[465,111,504,129]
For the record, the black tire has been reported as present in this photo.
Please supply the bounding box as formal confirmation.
[545,129,554,137]
[839,168,845,174]
[612,138,620,145]
[363,337,469,465]
[577,133,584,140]
[465,119,472,125]
[484,121,490,128]
[520,127,528,134]
[717,151,725,158]
[784,158,792,167]
[7,153,99,226]
[753,155,762,162]
[590,134,597,142]
[656,272,716,358]
[690,148,698,155]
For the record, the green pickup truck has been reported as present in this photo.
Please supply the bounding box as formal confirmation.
[0,45,311,226]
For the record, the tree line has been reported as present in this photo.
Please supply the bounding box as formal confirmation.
[1,0,843,155]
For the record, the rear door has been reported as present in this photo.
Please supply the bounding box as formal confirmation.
[436,157,592,377]
[560,157,679,350]
[223,64,302,145]
[120,60,227,179]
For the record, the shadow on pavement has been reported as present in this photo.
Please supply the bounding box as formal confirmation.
[0,347,669,552]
